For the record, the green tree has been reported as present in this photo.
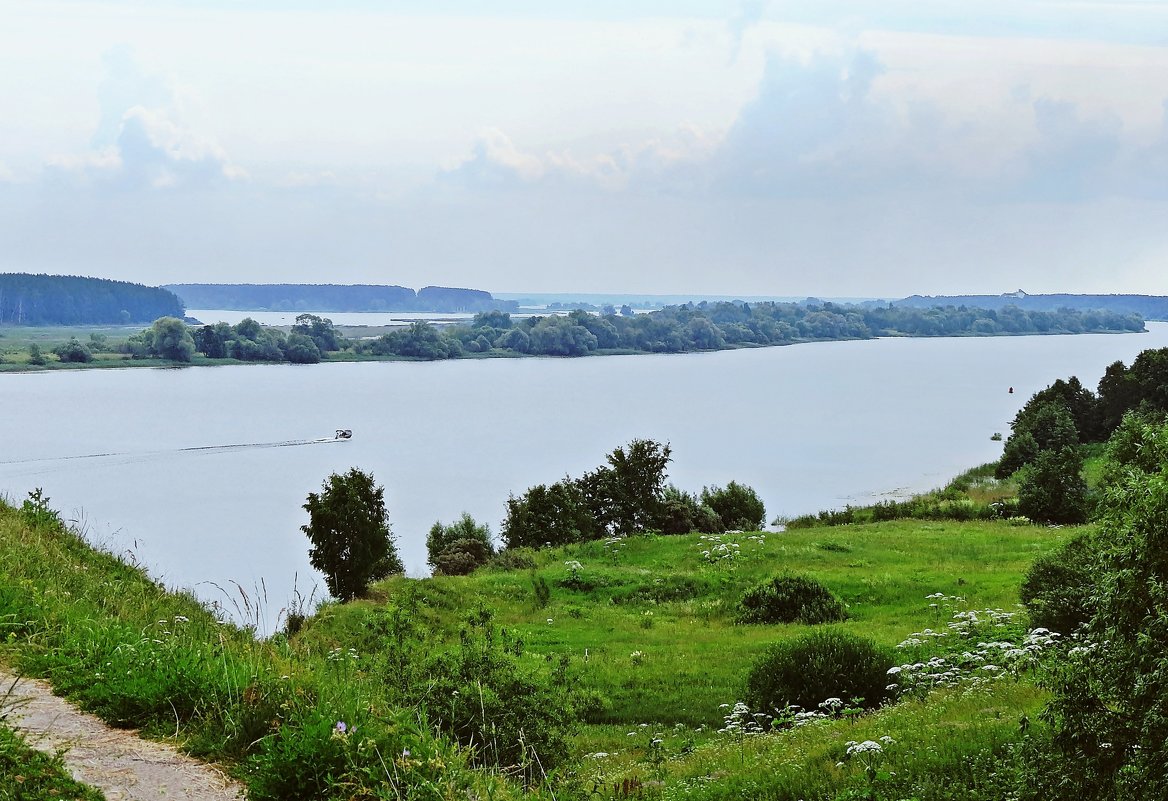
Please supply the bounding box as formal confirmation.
[1034,418,1168,800]
[282,332,321,364]
[996,400,1079,478]
[302,468,403,601]
[599,439,672,534]
[501,479,597,549]
[148,316,196,362]
[1016,446,1089,524]
[195,322,232,358]
[291,313,342,352]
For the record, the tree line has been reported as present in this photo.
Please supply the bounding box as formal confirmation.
[302,439,768,598]
[993,346,1168,523]
[7,302,1147,368]
[358,301,1143,361]
[0,273,184,325]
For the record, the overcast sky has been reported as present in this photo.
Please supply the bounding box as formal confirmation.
[1,1,1166,297]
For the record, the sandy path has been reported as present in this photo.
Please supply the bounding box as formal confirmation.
[2,670,246,800]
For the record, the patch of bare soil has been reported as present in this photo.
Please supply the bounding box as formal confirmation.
[2,670,246,800]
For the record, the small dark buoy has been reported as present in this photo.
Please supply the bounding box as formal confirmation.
[1008,387,1014,394]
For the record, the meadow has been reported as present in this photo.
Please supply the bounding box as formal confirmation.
[0,476,1071,800]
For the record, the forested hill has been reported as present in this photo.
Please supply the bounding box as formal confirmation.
[166,283,519,313]
[895,292,1168,320]
[0,274,184,325]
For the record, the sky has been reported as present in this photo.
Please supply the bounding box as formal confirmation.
[1,1,1167,297]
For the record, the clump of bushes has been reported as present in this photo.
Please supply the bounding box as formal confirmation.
[52,338,94,363]
[1020,532,1099,634]
[737,575,847,625]
[427,513,496,575]
[744,629,894,713]
[701,482,766,530]
[660,486,724,535]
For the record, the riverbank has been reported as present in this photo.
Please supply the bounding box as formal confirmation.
[0,317,1149,374]
[0,472,1067,800]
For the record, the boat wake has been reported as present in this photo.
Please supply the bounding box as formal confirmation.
[0,436,347,468]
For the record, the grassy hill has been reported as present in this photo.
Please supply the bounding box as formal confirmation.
[0,486,1071,800]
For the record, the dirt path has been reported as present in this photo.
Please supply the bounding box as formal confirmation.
[2,670,246,800]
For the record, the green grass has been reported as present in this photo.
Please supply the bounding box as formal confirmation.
[0,720,105,801]
[0,498,507,801]
[300,518,1071,732]
[0,485,1078,800]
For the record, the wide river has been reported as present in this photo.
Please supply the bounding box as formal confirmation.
[3,324,1167,628]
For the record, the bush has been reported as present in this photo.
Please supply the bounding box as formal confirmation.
[487,548,536,572]
[1020,533,1099,634]
[432,538,493,576]
[660,486,725,535]
[52,338,94,363]
[427,513,495,574]
[701,481,766,530]
[27,343,47,365]
[744,629,894,713]
[737,575,847,625]
[411,610,583,781]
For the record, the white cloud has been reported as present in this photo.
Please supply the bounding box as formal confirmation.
[44,49,244,190]
[444,126,719,191]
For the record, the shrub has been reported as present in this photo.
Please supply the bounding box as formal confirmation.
[488,548,537,572]
[427,513,495,574]
[52,338,94,363]
[612,575,703,604]
[701,481,766,530]
[432,539,494,576]
[744,629,894,713]
[737,575,847,625]
[1020,532,1099,634]
[411,610,583,780]
[27,343,47,365]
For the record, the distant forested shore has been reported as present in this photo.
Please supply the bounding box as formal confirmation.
[166,283,518,313]
[895,291,1168,320]
[0,274,183,325]
[0,299,1145,369]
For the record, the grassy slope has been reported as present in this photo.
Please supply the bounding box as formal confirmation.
[0,488,1075,800]
[304,521,1059,725]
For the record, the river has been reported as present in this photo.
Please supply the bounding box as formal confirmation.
[3,324,1166,629]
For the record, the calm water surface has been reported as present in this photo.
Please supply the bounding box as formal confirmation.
[3,324,1167,626]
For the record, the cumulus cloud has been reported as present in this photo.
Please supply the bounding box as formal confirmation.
[727,0,769,63]
[47,48,244,190]
[444,126,718,191]
[444,46,1168,208]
